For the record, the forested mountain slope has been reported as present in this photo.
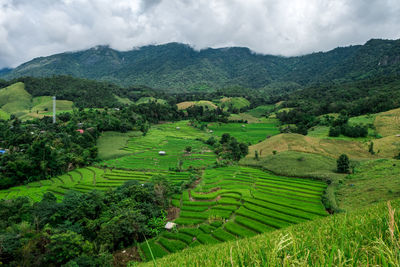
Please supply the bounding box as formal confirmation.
[2,39,400,91]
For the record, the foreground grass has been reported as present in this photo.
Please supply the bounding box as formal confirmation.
[138,199,400,266]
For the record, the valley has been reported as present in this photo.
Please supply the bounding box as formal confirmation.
[1,39,400,267]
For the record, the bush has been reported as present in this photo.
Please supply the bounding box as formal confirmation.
[328,126,341,137]
[205,137,216,146]
[337,154,350,173]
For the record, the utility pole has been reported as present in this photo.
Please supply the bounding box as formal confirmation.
[53,96,56,124]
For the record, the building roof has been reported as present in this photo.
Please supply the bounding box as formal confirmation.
[76,129,85,134]
[0,150,6,154]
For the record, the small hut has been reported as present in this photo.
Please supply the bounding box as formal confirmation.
[76,129,85,134]
[158,151,166,156]
[165,222,176,230]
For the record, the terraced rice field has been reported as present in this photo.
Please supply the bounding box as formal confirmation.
[138,166,327,261]
[0,167,192,202]
[207,122,280,144]
[101,121,217,170]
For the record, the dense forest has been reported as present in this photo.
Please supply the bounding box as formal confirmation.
[0,178,181,266]
[2,39,400,91]
[276,75,400,133]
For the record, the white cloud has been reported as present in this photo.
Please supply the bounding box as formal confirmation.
[0,0,399,68]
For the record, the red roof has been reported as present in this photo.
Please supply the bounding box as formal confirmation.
[76,129,84,134]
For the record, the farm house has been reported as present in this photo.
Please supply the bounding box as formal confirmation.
[158,151,166,155]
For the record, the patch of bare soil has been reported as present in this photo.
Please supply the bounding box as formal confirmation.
[167,206,180,221]
[113,246,141,267]
[197,187,221,194]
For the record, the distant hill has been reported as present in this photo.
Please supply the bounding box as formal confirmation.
[2,39,400,91]
[0,82,75,119]
[0,68,12,76]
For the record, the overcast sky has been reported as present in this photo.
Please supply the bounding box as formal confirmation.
[0,0,400,69]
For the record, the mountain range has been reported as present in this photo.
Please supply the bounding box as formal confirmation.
[2,39,400,91]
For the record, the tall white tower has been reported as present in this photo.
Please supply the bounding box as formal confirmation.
[52,96,56,124]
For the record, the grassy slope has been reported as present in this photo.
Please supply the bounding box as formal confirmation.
[241,151,344,181]
[0,82,32,116]
[228,113,271,123]
[246,105,275,118]
[139,199,400,266]
[307,125,375,141]
[0,109,10,120]
[374,108,400,137]
[336,159,400,211]
[114,95,134,105]
[248,133,383,159]
[97,131,141,160]
[219,97,250,110]
[31,99,74,112]
[177,101,217,110]
[136,97,166,105]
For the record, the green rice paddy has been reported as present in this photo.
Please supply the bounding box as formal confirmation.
[207,122,280,144]
[101,121,217,170]
[138,166,327,261]
[0,167,192,202]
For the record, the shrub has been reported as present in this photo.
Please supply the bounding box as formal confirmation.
[337,154,350,173]
[328,126,341,137]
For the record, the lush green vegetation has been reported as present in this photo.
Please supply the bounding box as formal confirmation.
[241,151,344,180]
[207,121,280,144]
[101,121,217,171]
[246,105,275,118]
[1,39,400,266]
[97,131,139,160]
[0,178,179,266]
[0,117,99,189]
[4,39,400,92]
[140,198,400,266]
[218,97,250,113]
[0,167,193,202]
[136,166,327,262]
[336,159,400,211]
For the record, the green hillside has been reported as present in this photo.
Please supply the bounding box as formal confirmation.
[0,109,10,120]
[0,82,31,116]
[3,39,400,91]
[136,97,167,105]
[31,98,74,112]
[219,97,250,111]
[0,82,75,119]
[137,166,327,262]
